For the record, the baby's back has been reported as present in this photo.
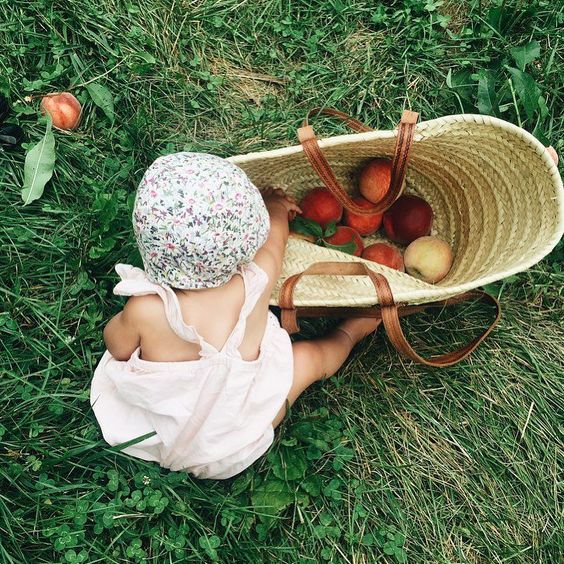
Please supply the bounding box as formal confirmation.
[130,270,269,362]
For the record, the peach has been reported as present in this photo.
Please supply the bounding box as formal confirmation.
[404,236,453,283]
[546,146,558,166]
[300,188,343,228]
[342,196,383,236]
[383,195,433,245]
[362,243,404,271]
[323,226,364,257]
[40,92,81,130]
[359,158,396,204]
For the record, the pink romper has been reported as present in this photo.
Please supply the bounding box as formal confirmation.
[90,262,294,479]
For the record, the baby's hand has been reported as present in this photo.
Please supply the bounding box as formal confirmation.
[261,187,302,221]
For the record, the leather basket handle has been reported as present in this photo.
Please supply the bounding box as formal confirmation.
[279,262,378,333]
[372,273,501,367]
[279,262,501,368]
[298,109,419,216]
[302,108,375,133]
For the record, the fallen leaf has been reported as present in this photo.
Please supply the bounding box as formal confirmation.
[21,118,56,205]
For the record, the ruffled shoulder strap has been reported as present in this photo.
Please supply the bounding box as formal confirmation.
[241,262,269,313]
[221,261,269,356]
[113,264,214,355]
[114,264,161,296]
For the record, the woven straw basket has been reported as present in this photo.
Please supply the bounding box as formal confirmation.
[228,110,563,365]
[230,112,563,304]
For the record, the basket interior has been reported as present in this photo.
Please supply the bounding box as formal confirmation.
[231,116,563,306]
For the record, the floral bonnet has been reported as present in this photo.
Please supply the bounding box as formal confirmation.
[133,152,270,289]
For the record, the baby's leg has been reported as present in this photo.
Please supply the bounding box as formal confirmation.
[272,317,382,427]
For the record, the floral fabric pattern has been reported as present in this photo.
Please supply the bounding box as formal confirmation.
[133,152,270,289]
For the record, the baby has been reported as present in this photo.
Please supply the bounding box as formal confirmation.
[91,153,380,479]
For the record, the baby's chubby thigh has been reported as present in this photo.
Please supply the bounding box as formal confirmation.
[272,340,326,428]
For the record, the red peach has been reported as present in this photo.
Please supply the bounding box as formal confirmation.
[383,195,433,245]
[40,92,81,130]
[342,196,383,236]
[362,243,405,271]
[323,226,364,257]
[359,158,394,204]
[300,188,343,228]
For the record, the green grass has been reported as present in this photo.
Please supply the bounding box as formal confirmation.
[1,0,563,561]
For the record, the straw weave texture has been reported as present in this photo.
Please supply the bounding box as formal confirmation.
[229,114,564,307]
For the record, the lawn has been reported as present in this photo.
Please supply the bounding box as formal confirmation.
[1,0,563,562]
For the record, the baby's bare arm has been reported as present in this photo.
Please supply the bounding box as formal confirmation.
[254,188,301,285]
[103,297,143,360]
[254,202,289,282]
[237,190,301,358]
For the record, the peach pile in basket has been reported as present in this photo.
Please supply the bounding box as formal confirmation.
[289,159,453,284]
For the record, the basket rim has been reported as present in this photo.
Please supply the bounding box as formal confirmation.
[230,113,564,299]
[269,237,556,307]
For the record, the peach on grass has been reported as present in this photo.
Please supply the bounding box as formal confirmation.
[404,236,453,283]
[546,146,558,166]
[40,92,82,130]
